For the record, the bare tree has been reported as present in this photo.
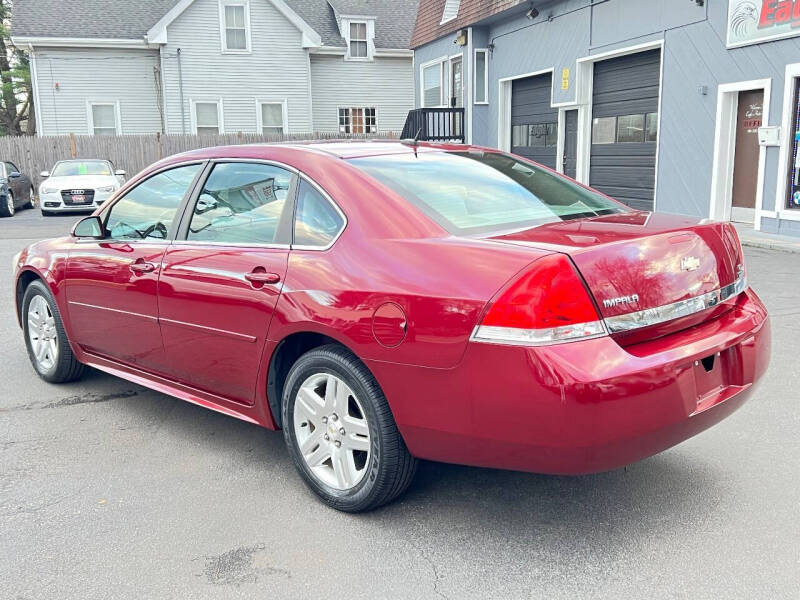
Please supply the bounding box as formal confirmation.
[0,1,34,136]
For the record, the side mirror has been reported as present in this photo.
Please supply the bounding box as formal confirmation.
[71,215,105,240]
[40,171,50,178]
[115,169,126,177]
[9,171,21,178]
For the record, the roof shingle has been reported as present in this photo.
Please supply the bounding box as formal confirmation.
[11,0,419,49]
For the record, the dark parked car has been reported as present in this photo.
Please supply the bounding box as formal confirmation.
[0,161,35,217]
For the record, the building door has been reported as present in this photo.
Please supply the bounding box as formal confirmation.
[511,73,558,169]
[450,56,463,108]
[590,49,661,210]
[730,90,763,223]
[563,110,578,179]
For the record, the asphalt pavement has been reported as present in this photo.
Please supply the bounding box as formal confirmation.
[1,208,798,599]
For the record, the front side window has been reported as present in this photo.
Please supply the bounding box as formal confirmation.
[260,103,285,135]
[350,151,628,235]
[105,164,202,240]
[90,103,118,136]
[338,107,376,134]
[349,22,368,58]
[222,2,248,51]
[5,161,18,175]
[194,102,221,135]
[422,62,444,107]
[294,180,345,247]
[187,162,293,245]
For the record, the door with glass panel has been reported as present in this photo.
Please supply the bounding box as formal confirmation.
[65,163,204,371]
[158,161,294,405]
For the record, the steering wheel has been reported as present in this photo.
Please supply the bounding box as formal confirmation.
[140,221,168,239]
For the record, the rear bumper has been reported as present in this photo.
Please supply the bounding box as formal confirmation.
[372,288,770,474]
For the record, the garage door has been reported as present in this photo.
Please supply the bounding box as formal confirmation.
[511,73,558,169]
[590,49,661,211]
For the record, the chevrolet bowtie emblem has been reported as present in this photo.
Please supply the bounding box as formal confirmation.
[681,256,700,272]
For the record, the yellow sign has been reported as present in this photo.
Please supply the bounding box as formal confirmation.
[561,67,570,91]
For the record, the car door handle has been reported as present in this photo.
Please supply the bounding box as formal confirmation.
[130,261,157,274]
[244,271,281,285]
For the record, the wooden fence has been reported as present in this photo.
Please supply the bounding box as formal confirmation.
[0,131,398,187]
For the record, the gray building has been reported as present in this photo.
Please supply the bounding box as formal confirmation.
[411,0,800,237]
[11,0,418,138]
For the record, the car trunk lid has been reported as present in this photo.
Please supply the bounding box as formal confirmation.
[485,212,744,340]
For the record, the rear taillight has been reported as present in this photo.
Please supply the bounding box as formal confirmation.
[471,254,607,346]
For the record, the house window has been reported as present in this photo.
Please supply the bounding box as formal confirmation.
[194,101,221,135]
[221,1,249,52]
[474,49,488,104]
[441,0,461,24]
[339,107,376,134]
[349,22,368,58]
[89,103,118,136]
[259,102,285,135]
[422,62,444,107]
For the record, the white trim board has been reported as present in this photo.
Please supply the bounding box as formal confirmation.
[709,79,772,231]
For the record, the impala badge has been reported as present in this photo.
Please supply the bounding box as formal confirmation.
[603,294,640,309]
[681,256,700,272]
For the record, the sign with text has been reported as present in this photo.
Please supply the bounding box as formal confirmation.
[728,1,800,48]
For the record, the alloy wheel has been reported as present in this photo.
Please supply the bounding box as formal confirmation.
[27,295,58,371]
[293,372,371,490]
[6,192,14,215]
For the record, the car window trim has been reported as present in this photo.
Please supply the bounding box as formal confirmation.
[291,174,348,252]
[172,158,299,249]
[95,159,209,244]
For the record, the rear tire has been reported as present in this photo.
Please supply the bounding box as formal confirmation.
[282,344,417,512]
[1,191,14,217]
[26,186,35,209]
[22,280,84,383]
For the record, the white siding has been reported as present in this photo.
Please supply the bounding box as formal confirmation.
[33,48,162,136]
[310,55,414,134]
[161,0,312,134]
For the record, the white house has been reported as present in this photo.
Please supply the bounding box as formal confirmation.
[11,0,418,137]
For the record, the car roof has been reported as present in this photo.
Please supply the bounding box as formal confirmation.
[173,140,479,162]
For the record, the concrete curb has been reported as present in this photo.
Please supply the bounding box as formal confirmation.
[740,238,800,254]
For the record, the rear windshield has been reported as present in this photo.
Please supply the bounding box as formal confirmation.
[349,151,629,235]
[52,160,112,177]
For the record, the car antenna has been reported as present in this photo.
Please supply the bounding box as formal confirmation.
[401,128,422,157]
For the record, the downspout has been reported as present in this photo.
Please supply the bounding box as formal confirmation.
[177,47,186,134]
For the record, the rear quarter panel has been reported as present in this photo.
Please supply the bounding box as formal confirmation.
[270,232,549,369]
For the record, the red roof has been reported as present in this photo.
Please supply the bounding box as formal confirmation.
[410,0,525,48]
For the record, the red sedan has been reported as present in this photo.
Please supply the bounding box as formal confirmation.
[12,142,770,512]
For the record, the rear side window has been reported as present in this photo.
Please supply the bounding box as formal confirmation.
[293,180,345,247]
[186,162,293,245]
[105,163,202,240]
[349,151,628,235]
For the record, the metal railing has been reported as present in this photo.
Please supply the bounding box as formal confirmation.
[401,108,465,142]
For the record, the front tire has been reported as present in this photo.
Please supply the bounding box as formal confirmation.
[22,280,84,383]
[1,191,15,217]
[282,344,417,512]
